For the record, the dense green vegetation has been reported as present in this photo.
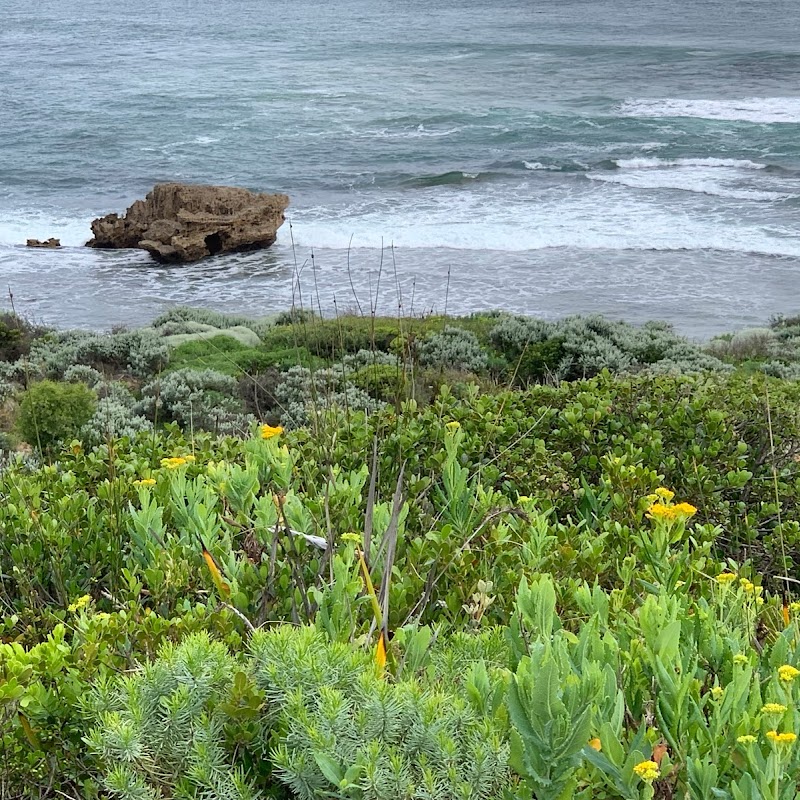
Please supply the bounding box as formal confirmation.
[3,308,800,799]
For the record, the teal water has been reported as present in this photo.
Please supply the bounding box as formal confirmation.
[2,0,800,335]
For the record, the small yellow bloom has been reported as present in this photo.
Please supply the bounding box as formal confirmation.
[711,686,724,700]
[740,578,754,592]
[778,665,800,683]
[672,502,697,518]
[67,594,92,613]
[341,532,362,544]
[790,602,800,613]
[133,478,157,487]
[588,738,602,751]
[647,503,676,521]
[733,654,749,666]
[445,420,461,430]
[716,572,738,584]
[766,731,797,745]
[260,424,284,440]
[761,703,788,715]
[633,760,660,782]
[184,454,196,463]
[654,487,675,501]
[737,735,757,745]
[160,456,188,469]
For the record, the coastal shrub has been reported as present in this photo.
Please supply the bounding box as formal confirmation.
[27,329,168,379]
[350,363,406,402]
[64,363,104,387]
[150,305,274,337]
[259,627,511,800]
[87,631,264,800]
[81,397,152,445]
[136,368,243,431]
[17,379,96,449]
[274,365,384,427]
[418,326,488,373]
[89,627,511,800]
[706,327,777,362]
[489,314,553,354]
[0,311,47,362]
[1,605,246,800]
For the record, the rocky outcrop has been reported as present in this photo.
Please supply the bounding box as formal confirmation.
[27,238,61,248]
[86,183,289,263]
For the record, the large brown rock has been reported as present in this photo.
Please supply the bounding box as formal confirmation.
[86,183,289,263]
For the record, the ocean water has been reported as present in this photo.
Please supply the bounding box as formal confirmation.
[2,0,800,337]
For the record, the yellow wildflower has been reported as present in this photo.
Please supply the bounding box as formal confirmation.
[766,731,797,745]
[260,424,284,440]
[716,572,738,584]
[711,686,724,700]
[654,487,675,501]
[761,703,788,715]
[673,502,697,517]
[161,456,188,469]
[588,738,602,751]
[733,654,749,666]
[445,420,461,430]
[633,760,660,782]
[737,735,757,745]
[341,532,362,544]
[790,602,800,613]
[778,665,800,683]
[133,478,157,487]
[647,503,676,521]
[740,579,754,592]
[67,594,92,613]
[184,454,196,463]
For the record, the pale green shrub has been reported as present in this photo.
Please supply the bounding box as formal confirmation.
[86,632,260,800]
[274,366,384,428]
[81,398,151,445]
[27,329,168,378]
[419,327,488,373]
[489,315,553,353]
[136,368,243,431]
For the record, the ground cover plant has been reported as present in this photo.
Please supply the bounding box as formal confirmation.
[3,308,800,799]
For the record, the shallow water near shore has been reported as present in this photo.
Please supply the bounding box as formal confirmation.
[2,0,799,337]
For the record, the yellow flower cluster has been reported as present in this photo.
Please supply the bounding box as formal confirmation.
[160,455,195,469]
[766,731,797,745]
[736,735,757,745]
[633,760,660,782]
[645,489,697,522]
[711,686,724,700]
[716,572,738,584]
[762,703,788,715]
[260,424,284,440]
[67,594,91,613]
[445,420,461,430]
[779,665,800,683]
[133,478,157,487]
[733,654,749,666]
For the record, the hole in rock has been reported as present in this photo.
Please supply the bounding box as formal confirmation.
[205,232,223,255]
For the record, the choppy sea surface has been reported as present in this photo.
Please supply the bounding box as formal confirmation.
[2,0,800,337]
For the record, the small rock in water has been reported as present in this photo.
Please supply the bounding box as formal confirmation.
[26,237,61,248]
[86,182,290,263]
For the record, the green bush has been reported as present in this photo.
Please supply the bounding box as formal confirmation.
[17,380,97,449]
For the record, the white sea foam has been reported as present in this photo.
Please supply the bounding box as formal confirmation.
[286,189,800,257]
[588,171,787,201]
[523,161,560,171]
[618,98,800,124]
[0,212,93,247]
[614,157,767,170]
